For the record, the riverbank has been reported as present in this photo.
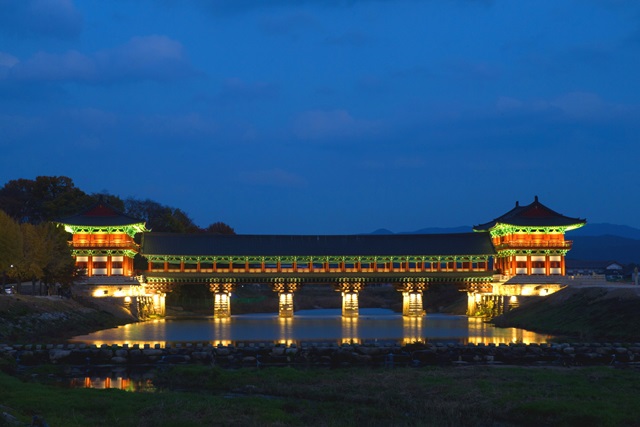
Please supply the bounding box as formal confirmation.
[0,295,135,343]
[2,364,640,426]
[492,286,640,341]
[2,340,639,371]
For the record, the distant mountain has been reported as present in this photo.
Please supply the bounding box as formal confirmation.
[568,236,640,264]
[368,226,472,235]
[566,224,640,263]
[369,223,640,264]
[370,228,394,235]
[407,226,472,234]
[569,223,640,239]
[372,223,640,237]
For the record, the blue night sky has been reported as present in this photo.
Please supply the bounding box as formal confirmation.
[1,0,639,234]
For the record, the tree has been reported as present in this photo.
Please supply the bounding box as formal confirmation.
[0,210,22,289]
[206,222,236,235]
[41,223,75,294]
[16,223,47,295]
[124,198,202,233]
[0,176,92,223]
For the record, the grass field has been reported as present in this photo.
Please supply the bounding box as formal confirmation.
[2,364,640,426]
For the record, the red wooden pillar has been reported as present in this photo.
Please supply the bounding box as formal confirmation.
[545,256,550,275]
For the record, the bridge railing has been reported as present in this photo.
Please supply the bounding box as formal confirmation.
[146,265,492,274]
[72,242,139,250]
[495,241,572,250]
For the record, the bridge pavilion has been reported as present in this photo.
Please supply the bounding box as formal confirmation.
[57,196,585,319]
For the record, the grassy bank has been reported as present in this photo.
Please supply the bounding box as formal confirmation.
[0,295,134,343]
[492,287,640,341]
[2,364,640,426]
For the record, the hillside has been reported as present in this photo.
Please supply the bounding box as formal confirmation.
[0,296,134,343]
[492,286,640,341]
[569,235,640,264]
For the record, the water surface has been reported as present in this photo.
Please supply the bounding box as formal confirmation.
[71,309,550,346]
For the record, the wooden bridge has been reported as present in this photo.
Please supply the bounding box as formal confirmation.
[140,233,496,318]
[58,197,586,319]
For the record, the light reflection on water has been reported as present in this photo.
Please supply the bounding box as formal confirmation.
[71,309,550,347]
[69,376,155,392]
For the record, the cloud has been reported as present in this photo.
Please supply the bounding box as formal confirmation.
[10,50,95,82]
[496,92,633,121]
[238,168,307,188]
[0,52,19,79]
[135,113,219,139]
[292,109,382,141]
[3,35,198,84]
[0,0,82,39]
[219,78,279,102]
[173,0,492,14]
[443,59,501,81]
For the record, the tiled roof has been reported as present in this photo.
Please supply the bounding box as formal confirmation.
[474,196,586,230]
[57,200,144,227]
[141,232,496,257]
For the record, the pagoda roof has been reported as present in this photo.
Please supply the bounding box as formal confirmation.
[57,200,145,228]
[473,196,586,231]
[141,232,495,257]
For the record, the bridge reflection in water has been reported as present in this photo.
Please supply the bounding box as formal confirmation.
[70,376,155,392]
[71,309,549,348]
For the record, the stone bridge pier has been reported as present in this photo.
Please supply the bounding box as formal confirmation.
[395,278,427,317]
[209,279,234,319]
[271,278,301,318]
[138,282,168,319]
[335,278,364,318]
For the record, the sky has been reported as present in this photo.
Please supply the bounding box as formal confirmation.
[1,0,639,235]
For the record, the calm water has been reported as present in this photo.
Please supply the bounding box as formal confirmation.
[71,309,550,346]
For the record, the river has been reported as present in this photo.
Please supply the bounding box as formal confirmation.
[71,309,550,346]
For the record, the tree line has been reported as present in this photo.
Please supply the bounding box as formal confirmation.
[0,209,74,294]
[0,176,235,234]
[0,176,235,293]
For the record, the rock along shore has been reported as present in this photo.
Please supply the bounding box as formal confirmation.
[2,341,640,369]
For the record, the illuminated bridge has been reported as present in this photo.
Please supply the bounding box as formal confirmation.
[59,196,586,319]
[140,232,496,318]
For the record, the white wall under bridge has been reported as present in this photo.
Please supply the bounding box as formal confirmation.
[467,277,566,318]
[72,281,166,320]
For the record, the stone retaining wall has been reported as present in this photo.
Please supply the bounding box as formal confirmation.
[2,341,640,368]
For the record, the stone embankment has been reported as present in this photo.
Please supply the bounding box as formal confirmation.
[2,341,640,369]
